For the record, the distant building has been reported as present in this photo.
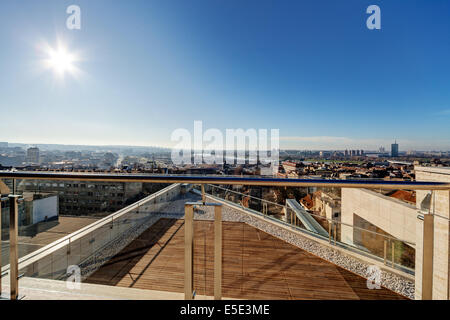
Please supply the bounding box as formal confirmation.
[301,190,340,220]
[391,141,399,157]
[0,155,25,167]
[27,147,40,164]
[1,192,58,229]
[281,160,304,178]
[17,180,144,216]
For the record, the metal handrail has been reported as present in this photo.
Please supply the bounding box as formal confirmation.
[207,184,285,208]
[0,171,449,190]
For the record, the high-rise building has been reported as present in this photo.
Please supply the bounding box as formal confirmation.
[27,147,40,164]
[391,141,399,157]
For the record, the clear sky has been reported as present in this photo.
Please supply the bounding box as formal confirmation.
[0,0,449,151]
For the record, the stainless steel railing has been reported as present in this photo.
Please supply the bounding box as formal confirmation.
[0,195,23,300]
[0,171,449,190]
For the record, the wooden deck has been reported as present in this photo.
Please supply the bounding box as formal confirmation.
[86,218,407,300]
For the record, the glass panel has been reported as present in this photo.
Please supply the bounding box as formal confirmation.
[203,183,416,273]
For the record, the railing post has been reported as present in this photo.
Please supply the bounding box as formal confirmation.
[184,204,194,300]
[201,184,206,204]
[328,222,332,244]
[9,195,19,300]
[214,205,222,300]
[290,207,293,225]
[383,240,387,265]
[0,199,2,296]
[333,223,337,245]
[391,242,395,267]
[421,213,434,300]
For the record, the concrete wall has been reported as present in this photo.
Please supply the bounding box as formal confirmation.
[341,188,417,246]
[415,166,450,300]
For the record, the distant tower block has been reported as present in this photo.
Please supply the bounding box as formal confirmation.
[27,147,40,164]
[391,141,399,157]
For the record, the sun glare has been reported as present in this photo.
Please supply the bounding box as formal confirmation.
[42,42,80,78]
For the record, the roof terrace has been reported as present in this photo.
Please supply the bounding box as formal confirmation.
[0,171,448,300]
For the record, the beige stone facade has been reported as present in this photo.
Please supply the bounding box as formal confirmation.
[341,188,416,246]
[415,166,450,300]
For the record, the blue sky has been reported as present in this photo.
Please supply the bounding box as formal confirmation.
[0,0,449,150]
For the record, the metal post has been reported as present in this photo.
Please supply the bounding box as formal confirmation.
[422,214,434,300]
[201,184,206,204]
[214,205,222,300]
[391,242,395,267]
[333,223,337,245]
[0,199,2,296]
[9,195,19,300]
[328,222,332,244]
[184,204,194,300]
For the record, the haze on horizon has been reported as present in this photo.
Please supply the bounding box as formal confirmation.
[0,0,449,151]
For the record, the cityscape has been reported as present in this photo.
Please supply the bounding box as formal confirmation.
[0,0,449,311]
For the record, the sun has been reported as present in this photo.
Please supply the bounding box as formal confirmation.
[41,42,80,78]
[48,47,74,74]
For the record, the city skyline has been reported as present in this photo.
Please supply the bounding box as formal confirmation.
[1,1,449,150]
[2,139,450,153]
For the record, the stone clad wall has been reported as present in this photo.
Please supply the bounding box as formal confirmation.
[415,166,450,300]
[341,188,416,246]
